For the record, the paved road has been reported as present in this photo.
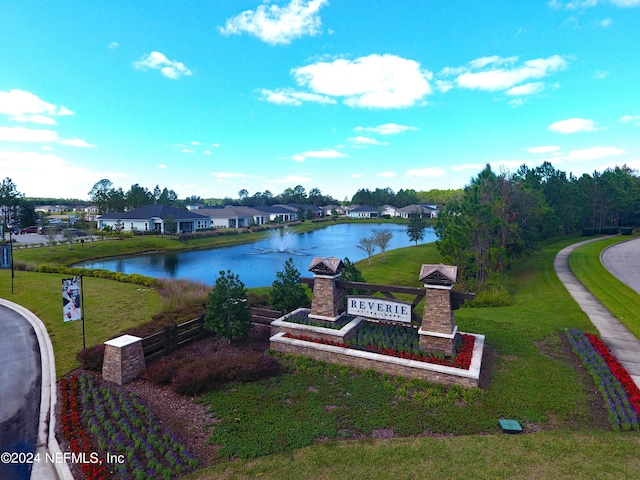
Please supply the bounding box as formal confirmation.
[601,236,640,295]
[555,237,640,390]
[0,305,42,480]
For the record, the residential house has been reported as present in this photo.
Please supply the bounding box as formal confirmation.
[347,205,379,218]
[320,204,346,216]
[253,205,298,222]
[199,206,267,228]
[97,204,210,233]
[396,204,438,219]
[380,204,398,217]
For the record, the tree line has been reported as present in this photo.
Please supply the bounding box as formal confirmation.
[435,162,640,292]
[88,179,179,214]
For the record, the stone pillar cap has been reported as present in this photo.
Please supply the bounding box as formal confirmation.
[105,334,142,347]
[419,264,457,286]
[308,257,344,275]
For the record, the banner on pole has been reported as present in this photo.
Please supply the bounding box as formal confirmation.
[1,244,10,269]
[62,277,82,322]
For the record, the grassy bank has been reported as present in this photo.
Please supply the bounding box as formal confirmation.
[184,237,640,479]
[568,235,640,339]
[0,269,163,376]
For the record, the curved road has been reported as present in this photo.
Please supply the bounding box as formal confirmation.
[0,305,41,480]
[601,236,640,295]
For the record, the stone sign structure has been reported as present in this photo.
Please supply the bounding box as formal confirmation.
[308,257,345,321]
[102,335,146,385]
[418,264,458,357]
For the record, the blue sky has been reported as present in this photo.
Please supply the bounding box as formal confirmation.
[1,0,639,201]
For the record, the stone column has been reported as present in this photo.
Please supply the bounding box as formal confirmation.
[308,257,345,322]
[418,264,458,357]
[102,335,145,385]
[309,274,345,321]
[419,285,458,357]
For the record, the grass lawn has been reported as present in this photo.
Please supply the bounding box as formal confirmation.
[568,235,640,339]
[184,237,640,480]
[0,269,163,377]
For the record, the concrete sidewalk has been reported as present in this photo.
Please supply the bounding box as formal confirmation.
[554,237,640,390]
[0,299,73,480]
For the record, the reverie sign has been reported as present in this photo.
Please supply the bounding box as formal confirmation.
[347,296,412,323]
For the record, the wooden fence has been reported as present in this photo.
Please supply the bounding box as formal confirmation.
[141,307,283,362]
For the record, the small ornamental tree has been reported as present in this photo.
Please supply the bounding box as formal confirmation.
[204,270,252,341]
[407,211,426,245]
[372,229,393,259]
[357,236,376,266]
[269,258,309,312]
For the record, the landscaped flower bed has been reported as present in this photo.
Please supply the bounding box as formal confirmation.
[59,374,197,479]
[283,327,476,370]
[566,328,640,431]
[283,309,354,329]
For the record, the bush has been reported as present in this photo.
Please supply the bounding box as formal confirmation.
[204,270,252,340]
[172,352,280,395]
[269,258,309,312]
[144,358,175,385]
[620,227,634,235]
[76,344,105,371]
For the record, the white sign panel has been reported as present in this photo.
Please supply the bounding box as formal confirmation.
[347,297,412,323]
[62,277,82,322]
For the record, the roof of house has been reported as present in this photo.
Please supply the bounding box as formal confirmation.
[99,204,209,220]
[397,204,438,213]
[254,205,298,214]
[308,257,344,275]
[199,206,262,218]
[349,205,378,212]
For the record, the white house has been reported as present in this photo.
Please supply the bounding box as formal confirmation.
[347,205,378,218]
[396,204,438,219]
[199,206,267,228]
[97,205,210,233]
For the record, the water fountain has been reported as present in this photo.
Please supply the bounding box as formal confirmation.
[250,227,311,256]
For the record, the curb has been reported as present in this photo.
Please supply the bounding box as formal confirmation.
[0,299,73,480]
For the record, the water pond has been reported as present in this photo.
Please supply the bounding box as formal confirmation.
[77,223,436,288]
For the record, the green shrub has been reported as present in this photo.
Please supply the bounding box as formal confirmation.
[76,344,105,371]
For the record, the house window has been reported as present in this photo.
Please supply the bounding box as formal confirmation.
[145,223,148,231]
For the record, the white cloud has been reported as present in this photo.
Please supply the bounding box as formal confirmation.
[452,55,568,92]
[549,0,640,8]
[158,164,167,169]
[210,172,246,181]
[290,54,433,108]
[109,42,119,50]
[507,82,545,96]
[258,88,335,106]
[59,138,96,148]
[352,173,363,178]
[600,17,613,27]
[548,117,600,133]
[594,70,608,79]
[0,150,121,198]
[377,171,396,178]
[0,126,59,143]
[527,145,562,154]
[406,167,446,177]
[564,146,626,161]
[620,115,640,125]
[355,123,419,135]
[293,149,346,161]
[347,136,388,146]
[133,51,193,79]
[0,89,74,124]
[219,0,327,45]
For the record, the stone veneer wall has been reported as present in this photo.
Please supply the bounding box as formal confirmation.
[420,287,456,357]
[270,334,479,388]
[102,335,146,385]
[309,276,345,319]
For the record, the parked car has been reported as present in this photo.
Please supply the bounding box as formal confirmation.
[62,228,87,237]
[20,226,39,234]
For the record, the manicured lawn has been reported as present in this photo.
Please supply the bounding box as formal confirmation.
[569,235,640,339]
[183,431,640,480]
[0,269,163,377]
[186,237,640,479]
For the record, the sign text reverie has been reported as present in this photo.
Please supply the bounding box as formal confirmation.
[347,296,411,323]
